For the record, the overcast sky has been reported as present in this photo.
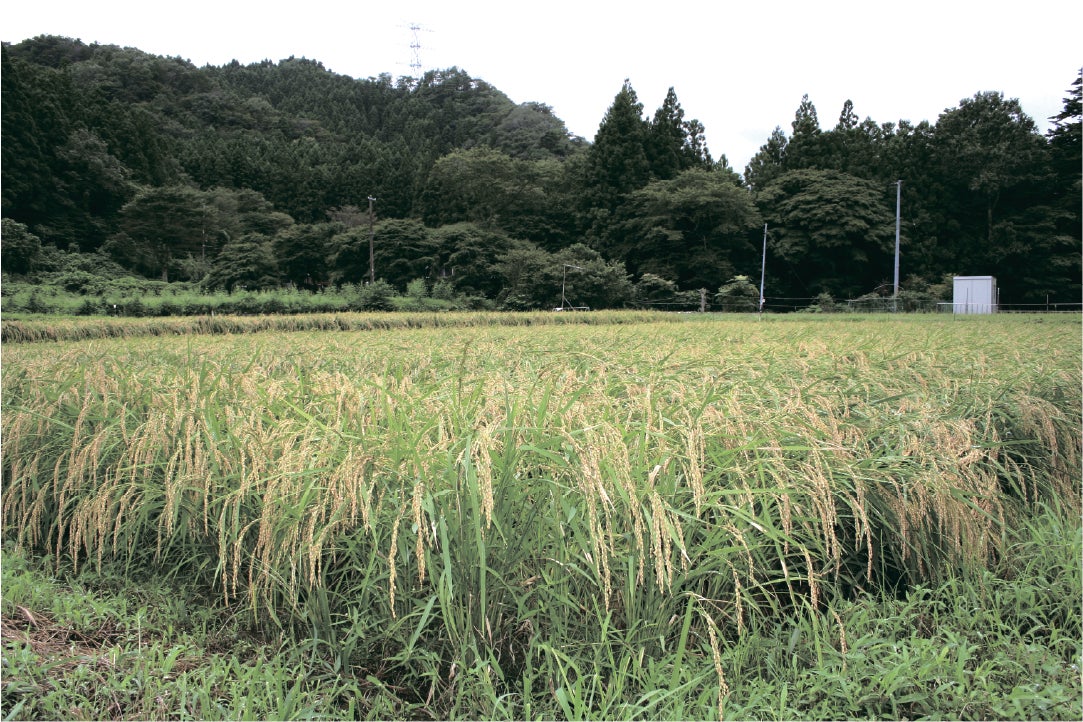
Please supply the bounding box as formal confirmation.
[5,0,1081,171]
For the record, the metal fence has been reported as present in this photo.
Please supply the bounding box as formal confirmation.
[635,297,1082,314]
[845,297,939,313]
[936,302,1083,314]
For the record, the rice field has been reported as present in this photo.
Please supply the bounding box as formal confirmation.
[2,312,1080,719]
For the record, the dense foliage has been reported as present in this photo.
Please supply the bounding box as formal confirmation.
[2,36,1079,308]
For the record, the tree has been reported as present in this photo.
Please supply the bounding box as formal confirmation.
[489,102,580,160]
[273,222,343,288]
[683,119,713,170]
[555,244,633,309]
[494,242,632,310]
[209,187,294,238]
[53,127,134,249]
[331,218,437,290]
[877,120,950,283]
[1,46,75,237]
[429,223,515,298]
[1044,70,1082,303]
[647,88,714,180]
[933,92,1058,300]
[418,149,572,250]
[744,126,788,191]
[784,94,824,170]
[581,80,652,227]
[818,100,881,179]
[632,272,679,307]
[836,100,859,131]
[374,219,441,291]
[0,218,44,274]
[326,205,367,228]
[934,92,1047,246]
[715,275,760,312]
[610,168,762,290]
[1048,69,1081,179]
[650,88,687,180]
[108,185,206,280]
[418,148,522,228]
[493,242,557,310]
[757,169,896,299]
[205,233,280,292]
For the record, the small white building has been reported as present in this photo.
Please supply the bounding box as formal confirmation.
[952,276,998,314]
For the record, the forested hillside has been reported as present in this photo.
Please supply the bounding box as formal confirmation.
[2,35,1079,310]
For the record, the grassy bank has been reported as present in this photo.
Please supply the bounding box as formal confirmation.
[2,314,1080,719]
[1,309,677,343]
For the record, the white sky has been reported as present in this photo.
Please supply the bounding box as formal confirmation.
[5,0,1081,171]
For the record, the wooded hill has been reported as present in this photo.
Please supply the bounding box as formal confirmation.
[3,35,1080,309]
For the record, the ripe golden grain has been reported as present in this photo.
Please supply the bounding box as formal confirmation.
[728,562,746,635]
[683,422,706,517]
[413,478,426,584]
[1,316,1078,634]
[706,616,730,718]
[472,426,495,530]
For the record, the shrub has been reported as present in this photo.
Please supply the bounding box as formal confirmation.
[358,279,396,311]
[75,298,102,316]
[22,292,51,314]
[122,298,149,317]
[257,296,278,315]
[715,275,760,312]
[432,278,456,301]
[803,292,838,313]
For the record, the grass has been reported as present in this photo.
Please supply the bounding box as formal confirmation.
[2,312,1080,719]
[0,280,482,319]
[1,546,372,720]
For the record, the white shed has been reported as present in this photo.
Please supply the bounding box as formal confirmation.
[952,276,998,314]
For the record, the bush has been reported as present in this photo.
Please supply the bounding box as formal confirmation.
[357,280,396,311]
[432,279,456,301]
[55,270,102,294]
[715,275,760,312]
[633,273,679,307]
[180,299,214,316]
[75,298,101,316]
[802,292,839,313]
[260,296,286,315]
[22,292,51,314]
[122,298,149,317]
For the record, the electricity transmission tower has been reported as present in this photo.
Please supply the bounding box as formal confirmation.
[401,22,433,77]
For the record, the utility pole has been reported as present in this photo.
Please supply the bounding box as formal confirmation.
[200,202,208,264]
[893,180,901,312]
[759,223,768,316]
[367,196,376,284]
[560,264,583,310]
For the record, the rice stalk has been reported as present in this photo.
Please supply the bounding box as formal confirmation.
[1,315,1078,663]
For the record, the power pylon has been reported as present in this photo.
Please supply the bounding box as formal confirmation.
[400,22,433,77]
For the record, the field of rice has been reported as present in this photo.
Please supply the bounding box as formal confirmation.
[2,312,1080,720]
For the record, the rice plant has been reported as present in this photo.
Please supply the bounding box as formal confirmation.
[2,313,1079,719]
[0,309,678,344]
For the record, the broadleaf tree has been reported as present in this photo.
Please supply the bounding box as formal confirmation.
[757,169,895,299]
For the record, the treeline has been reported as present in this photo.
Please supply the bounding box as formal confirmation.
[2,35,1079,310]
